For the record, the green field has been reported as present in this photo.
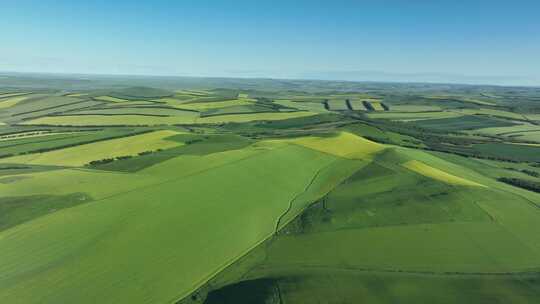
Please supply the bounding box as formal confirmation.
[0,130,182,166]
[0,95,32,109]
[410,115,518,131]
[366,111,463,121]
[0,129,142,158]
[1,78,540,304]
[19,110,316,126]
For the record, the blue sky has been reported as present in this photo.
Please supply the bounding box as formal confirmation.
[1,0,539,85]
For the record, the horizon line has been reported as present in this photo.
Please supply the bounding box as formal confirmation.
[1,70,539,89]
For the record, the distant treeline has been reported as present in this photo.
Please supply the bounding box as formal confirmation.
[506,168,540,178]
[498,177,540,193]
[87,149,163,166]
[50,113,172,117]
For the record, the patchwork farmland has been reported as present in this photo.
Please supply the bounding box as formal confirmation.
[1,77,540,304]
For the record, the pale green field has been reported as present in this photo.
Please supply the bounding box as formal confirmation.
[474,123,540,136]
[175,89,210,96]
[21,111,316,126]
[0,95,32,109]
[451,108,525,120]
[366,111,463,121]
[510,130,540,142]
[156,97,194,106]
[65,93,88,97]
[388,105,442,112]
[0,141,357,304]
[274,99,328,113]
[179,98,254,110]
[524,114,540,121]
[327,100,349,110]
[94,96,130,102]
[0,168,161,199]
[429,95,496,106]
[0,130,182,166]
[195,111,317,123]
[20,113,199,125]
[0,131,74,141]
[0,92,29,98]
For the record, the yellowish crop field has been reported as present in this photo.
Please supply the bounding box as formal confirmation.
[266,132,385,159]
[403,160,486,187]
[0,130,182,166]
[0,95,32,109]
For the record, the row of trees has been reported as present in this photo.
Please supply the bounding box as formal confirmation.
[498,177,540,193]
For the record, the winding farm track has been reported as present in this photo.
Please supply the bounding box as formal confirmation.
[274,159,340,235]
[274,166,323,234]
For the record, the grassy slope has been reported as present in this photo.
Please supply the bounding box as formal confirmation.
[186,144,540,304]
[0,140,364,304]
[0,193,92,231]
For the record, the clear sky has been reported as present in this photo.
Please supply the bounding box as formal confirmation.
[1,0,539,86]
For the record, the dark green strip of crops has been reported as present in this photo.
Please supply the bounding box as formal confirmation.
[0,193,93,232]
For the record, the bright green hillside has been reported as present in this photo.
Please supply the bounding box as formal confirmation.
[1,80,540,304]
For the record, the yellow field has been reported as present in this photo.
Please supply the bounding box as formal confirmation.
[369,101,385,111]
[403,160,486,187]
[267,132,385,159]
[0,95,31,109]
[94,96,129,102]
[0,130,182,166]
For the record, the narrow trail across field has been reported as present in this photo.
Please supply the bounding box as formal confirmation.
[274,160,336,235]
